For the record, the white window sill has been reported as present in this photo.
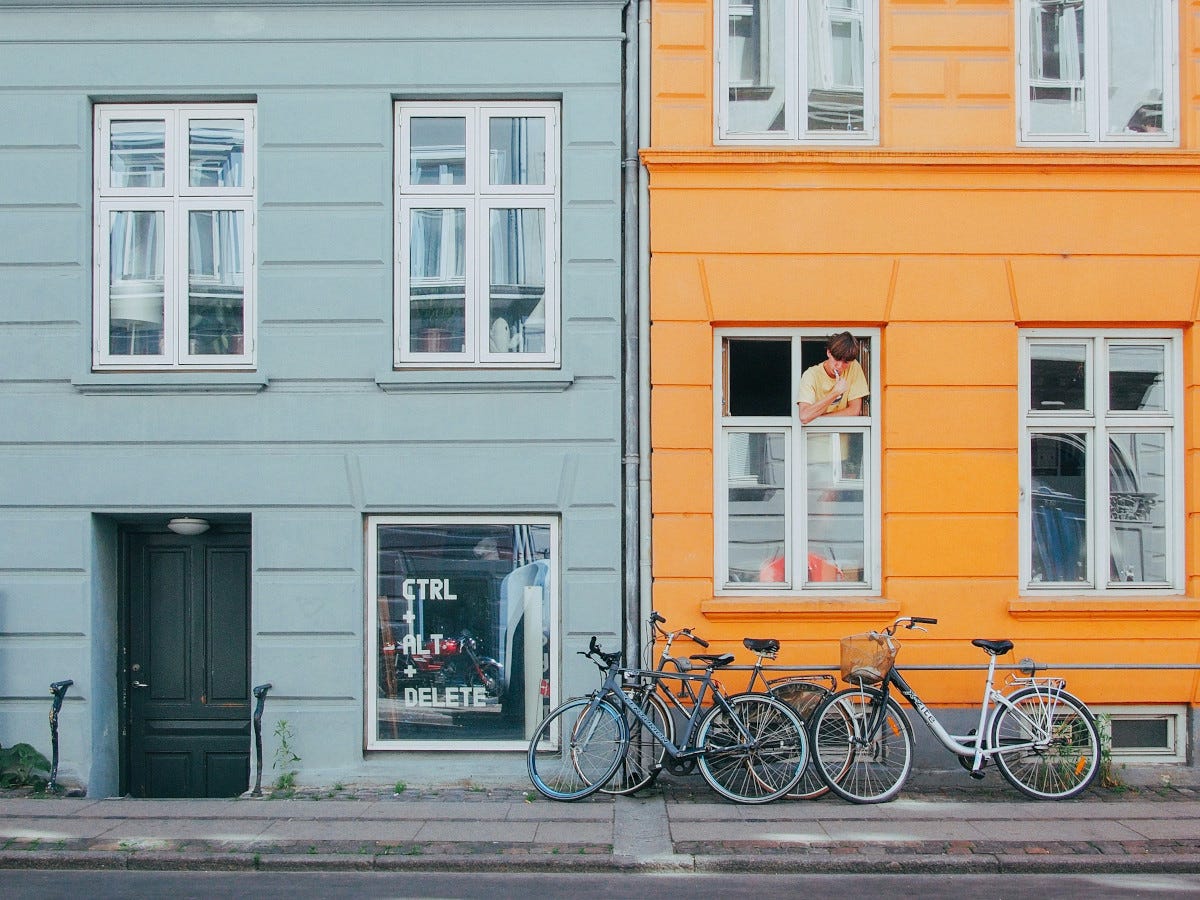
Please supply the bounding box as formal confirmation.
[1009,597,1200,620]
[375,367,574,393]
[73,372,268,395]
[701,595,899,622]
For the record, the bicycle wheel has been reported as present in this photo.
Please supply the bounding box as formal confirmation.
[696,694,807,804]
[767,679,837,799]
[812,686,913,804]
[527,697,627,801]
[990,687,1100,800]
[601,687,673,795]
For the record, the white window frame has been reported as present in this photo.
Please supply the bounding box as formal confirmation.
[364,515,559,752]
[713,328,881,595]
[395,102,560,367]
[1092,705,1188,764]
[1017,0,1178,146]
[93,104,256,370]
[1019,330,1184,595]
[715,0,880,144]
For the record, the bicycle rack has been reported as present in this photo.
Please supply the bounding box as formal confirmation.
[48,679,73,794]
[250,683,273,797]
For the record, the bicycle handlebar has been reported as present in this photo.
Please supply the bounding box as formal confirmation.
[648,611,710,647]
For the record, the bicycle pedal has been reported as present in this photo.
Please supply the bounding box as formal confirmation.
[969,770,986,781]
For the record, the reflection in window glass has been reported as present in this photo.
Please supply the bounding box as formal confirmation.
[189,119,245,188]
[108,210,165,355]
[409,208,466,353]
[187,210,245,355]
[727,0,787,133]
[1026,0,1087,135]
[489,118,546,185]
[410,117,467,185]
[1108,345,1165,411]
[373,522,553,744]
[1030,343,1087,411]
[807,0,866,132]
[1109,433,1167,584]
[727,432,788,583]
[1030,432,1088,584]
[111,120,166,188]
[489,208,545,354]
[805,431,865,583]
[1106,0,1164,136]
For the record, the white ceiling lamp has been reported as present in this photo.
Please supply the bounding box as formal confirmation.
[167,517,210,536]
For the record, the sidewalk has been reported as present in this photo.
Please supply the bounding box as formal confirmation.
[2,779,1200,875]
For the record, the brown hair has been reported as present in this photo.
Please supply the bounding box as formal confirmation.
[826,331,859,362]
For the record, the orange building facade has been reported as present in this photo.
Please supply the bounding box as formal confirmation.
[644,0,1200,762]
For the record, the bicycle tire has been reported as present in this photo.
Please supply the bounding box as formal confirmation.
[765,679,838,799]
[601,687,673,795]
[526,697,627,801]
[990,687,1100,800]
[812,686,913,804]
[696,694,808,804]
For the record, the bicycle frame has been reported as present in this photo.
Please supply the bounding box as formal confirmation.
[870,646,1072,775]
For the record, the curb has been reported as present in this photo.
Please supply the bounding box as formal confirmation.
[5,849,1200,875]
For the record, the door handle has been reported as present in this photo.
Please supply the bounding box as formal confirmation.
[132,680,149,689]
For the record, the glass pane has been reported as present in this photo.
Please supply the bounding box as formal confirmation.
[488,208,545,354]
[1109,345,1165,412]
[374,522,554,742]
[1108,433,1167,584]
[489,117,547,185]
[409,117,467,185]
[189,119,245,188]
[807,0,865,132]
[727,431,788,583]
[108,210,165,355]
[1110,717,1170,750]
[805,431,865,583]
[187,210,245,355]
[409,208,466,353]
[725,338,792,416]
[1107,0,1165,135]
[110,120,166,188]
[1026,0,1087,135]
[727,0,787,134]
[1030,433,1088,584]
[1030,343,1087,411]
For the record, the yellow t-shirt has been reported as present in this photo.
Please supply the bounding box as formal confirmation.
[798,360,869,414]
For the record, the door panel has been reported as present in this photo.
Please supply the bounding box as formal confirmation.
[127,529,250,798]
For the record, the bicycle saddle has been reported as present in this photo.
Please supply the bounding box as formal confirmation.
[972,638,1014,656]
[742,638,779,653]
[689,653,735,669]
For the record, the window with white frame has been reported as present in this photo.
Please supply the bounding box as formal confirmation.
[93,105,255,369]
[1093,705,1187,763]
[1021,332,1183,592]
[717,0,878,143]
[395,102,559,366]
[716,331,879,592]
[1018,0,1177,144]
[366,516,557,750]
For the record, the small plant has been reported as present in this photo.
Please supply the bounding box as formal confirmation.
[393,781,407,795]
[1095,713,1126,790]
[271,719,301,794]
[0,743,51,790]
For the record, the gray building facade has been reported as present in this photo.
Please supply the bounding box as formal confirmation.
[0,0,634,796]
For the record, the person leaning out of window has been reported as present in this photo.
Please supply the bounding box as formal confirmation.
[797,331,869,424]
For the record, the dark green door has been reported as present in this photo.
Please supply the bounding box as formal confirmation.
[127,529,251,798]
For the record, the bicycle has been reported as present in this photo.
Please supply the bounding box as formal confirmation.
[739,638,840,800]
[526,635,809,804]
[809,616,1101,803]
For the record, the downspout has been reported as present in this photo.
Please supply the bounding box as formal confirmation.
[621,0,642,662]
[636,0,652,655]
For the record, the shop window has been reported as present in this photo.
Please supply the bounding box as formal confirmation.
[1021,332,1182,593]
[716,330,879,593]
[717,0,878,143]
[395,102,559,367]
[93,104,256,370]
[1018,0,1177,144]
[366,517,557,750]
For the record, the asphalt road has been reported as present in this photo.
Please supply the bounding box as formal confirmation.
[6,870,1200,899]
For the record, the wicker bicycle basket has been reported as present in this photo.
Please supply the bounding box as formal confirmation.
[839,632,898,685]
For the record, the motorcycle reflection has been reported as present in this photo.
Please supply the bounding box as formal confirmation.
[383,630,504,699]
